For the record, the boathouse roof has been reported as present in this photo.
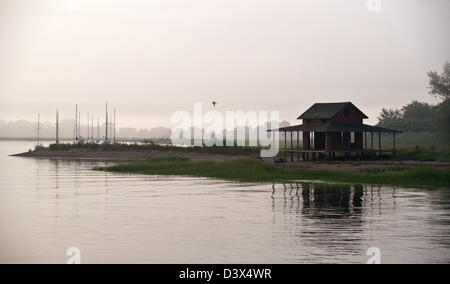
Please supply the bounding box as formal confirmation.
[298,102,368,120]
[268,123,402,133]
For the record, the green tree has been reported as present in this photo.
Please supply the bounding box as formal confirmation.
[401,101,434,132]
[378,108,402,121]
[427,61,450,100]
[428,61,450,140]
[402,101,434,120]
[377,102,434,132]
[377,108,402,128]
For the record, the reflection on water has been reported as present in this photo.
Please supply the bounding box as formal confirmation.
[272,182,386,218]
[269,182,450,264]
[0,141,449,263]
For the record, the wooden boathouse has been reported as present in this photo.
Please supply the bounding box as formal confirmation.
[269,102,402,161]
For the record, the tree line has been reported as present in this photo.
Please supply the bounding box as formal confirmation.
[377,61,450,139]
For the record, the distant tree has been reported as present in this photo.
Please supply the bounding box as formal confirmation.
[377,108,403,129]
[377,102,434,132]
[401,101,434,132]
[427,61,450,101]
[428,61,450,139]
[378,108,402,121]
[377,61,450,138]
[402,101,434,120]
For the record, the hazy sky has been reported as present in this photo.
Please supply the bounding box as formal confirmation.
[0,0,449,128]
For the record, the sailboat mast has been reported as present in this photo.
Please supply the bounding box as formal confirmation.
[78,111,81,138]
[91,116,94,140]
[105,101,108,141]
[113,108,116,143]
[75,104,78,141]
[56,110,59,144]
[87,112,89,139]
[110,115,112,141]
[97,117,100,141]
[37,113,40,145]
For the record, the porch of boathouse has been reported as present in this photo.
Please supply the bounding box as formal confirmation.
[269,124,402,162]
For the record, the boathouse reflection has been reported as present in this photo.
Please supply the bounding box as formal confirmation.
[271,182,394,219]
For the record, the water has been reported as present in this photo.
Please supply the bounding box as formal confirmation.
[0,140,449,264]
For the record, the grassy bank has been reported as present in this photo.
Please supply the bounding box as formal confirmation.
[45,142,450,162]
[47,142,261,156]
[396,146,450,162]
[96,157,450,188]
[385,132,450,162]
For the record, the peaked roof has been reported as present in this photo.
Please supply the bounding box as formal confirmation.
[297,102,368,120]
[268,124,401,133]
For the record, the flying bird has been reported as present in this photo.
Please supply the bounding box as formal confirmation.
[212,101,218,107]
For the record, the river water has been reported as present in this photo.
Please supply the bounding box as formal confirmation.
[0,140,449,264]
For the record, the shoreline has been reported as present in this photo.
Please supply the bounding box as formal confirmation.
[12,149,450,170]
[96,157,450,188]
[11,149,256,163]
[11,149,450,187]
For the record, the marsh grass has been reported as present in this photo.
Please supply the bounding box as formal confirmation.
[48,142,261,156]
[96,157,450,188]
[396,146,450,162]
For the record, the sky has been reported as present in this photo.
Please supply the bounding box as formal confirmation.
[0,0,449,129]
